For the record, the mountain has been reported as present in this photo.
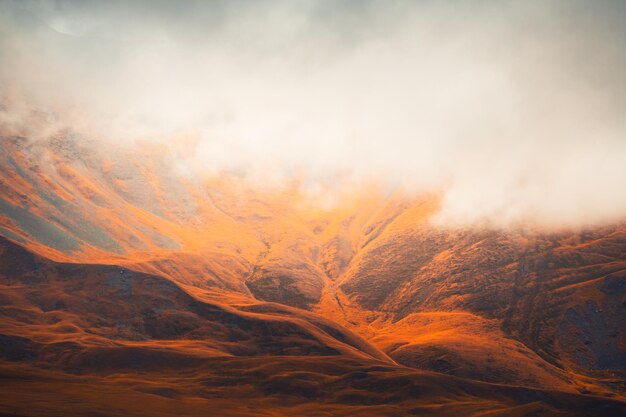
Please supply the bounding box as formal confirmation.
[0,132,625,416]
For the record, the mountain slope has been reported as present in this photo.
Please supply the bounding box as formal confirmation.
[1,237,625,417]
[1,131,625,414]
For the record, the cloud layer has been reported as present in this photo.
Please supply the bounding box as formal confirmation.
[1,0,625,228]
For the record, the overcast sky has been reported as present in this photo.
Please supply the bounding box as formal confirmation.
[1,0,625,228]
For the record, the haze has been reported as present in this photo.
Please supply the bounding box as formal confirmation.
[1,0,625,228]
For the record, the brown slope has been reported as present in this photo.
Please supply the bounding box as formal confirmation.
[335,206,626,396]
[2,358,626,417]
[2,238,626,416]
[1,130,626,406]
[0,236,388,362]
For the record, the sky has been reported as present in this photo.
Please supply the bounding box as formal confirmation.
[1,0,625,228]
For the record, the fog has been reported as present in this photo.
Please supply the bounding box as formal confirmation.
[1,0,625,228]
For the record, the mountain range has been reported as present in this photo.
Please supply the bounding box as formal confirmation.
[0,133,625,416]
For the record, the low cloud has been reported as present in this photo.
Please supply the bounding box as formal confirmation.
[1,0,625,228]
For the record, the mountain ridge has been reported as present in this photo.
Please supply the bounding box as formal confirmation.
[1,132,625,415]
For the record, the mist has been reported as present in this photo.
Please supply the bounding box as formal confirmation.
[1,0,625,228]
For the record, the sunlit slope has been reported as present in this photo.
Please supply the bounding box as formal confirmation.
[0,134,386,296]
[1,132,625,401]
[0,135,266,291]
[1,237,625,417]
[0,236,389,362]
[0,133,390,299]
[337,219,626,394]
